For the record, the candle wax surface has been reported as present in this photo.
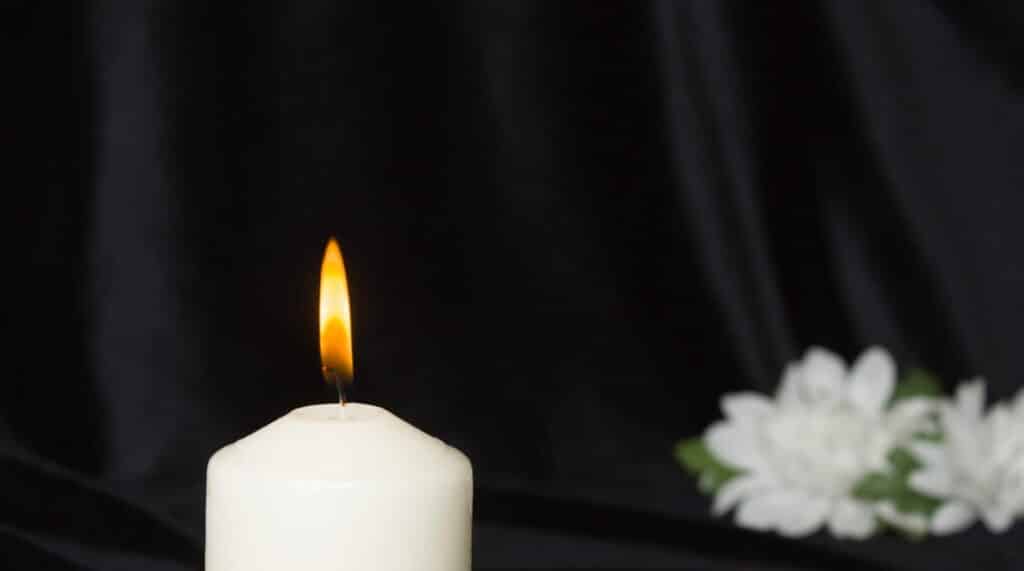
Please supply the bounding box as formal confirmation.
[205,403,473,571]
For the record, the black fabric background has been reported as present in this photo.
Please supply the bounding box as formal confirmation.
[6,1,1024,569]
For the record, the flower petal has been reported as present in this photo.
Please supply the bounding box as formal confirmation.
[847,347,895,415]
[712,475,775,516]
[931,501,977,535]
[907,441,945,468]
[776,364,802,409]
[940,403,985,468]
[989,406,1020,465]
[799,347,846,405]
[980,506,1015,534]
[887,397,937,440]
[735,490,806,534]
[956,380,986,420]
[875,502,928,537]
[1002,462,1024,509]
[777,495,831,538]
[1012,387,1024,417]
[909,468,955,497]
[705,422,766,473]
[721,392,775,424]
[827,498,876,540]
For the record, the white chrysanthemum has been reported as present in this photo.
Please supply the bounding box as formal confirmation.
[908,381,1024,534]
[706,347,934,539]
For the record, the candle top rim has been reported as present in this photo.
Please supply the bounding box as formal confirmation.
[288,402,386,423]
[209,402,471,484]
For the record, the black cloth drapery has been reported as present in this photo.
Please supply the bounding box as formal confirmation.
[7,1,1024,569]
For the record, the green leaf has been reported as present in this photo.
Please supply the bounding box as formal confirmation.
[674,438,743,494]
[891,368,943,403]
[674,438,714,474]
[892,489,941,515]
[888,448,920,476]
[852,445,942,534]
[851,473,898,500]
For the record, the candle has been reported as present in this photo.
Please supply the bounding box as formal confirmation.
[205,239,473,570]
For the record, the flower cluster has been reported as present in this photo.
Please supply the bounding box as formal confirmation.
[675,347,1024,540]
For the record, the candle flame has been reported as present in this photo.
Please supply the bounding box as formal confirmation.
[319,238,353,385]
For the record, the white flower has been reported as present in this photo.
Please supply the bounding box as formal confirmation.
[875,501,929,537]
[706,347,934,539]
[908,381,1024,534]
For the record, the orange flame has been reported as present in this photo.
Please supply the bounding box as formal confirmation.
[319,238,353,384]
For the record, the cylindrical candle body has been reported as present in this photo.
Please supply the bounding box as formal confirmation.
[205,404,472,571]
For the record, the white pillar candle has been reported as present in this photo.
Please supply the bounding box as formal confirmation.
[205,238,472,570]
[205,403,473,570]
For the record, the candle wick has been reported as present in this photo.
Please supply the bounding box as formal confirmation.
[335,373,348,407]
[323,367,349,408]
